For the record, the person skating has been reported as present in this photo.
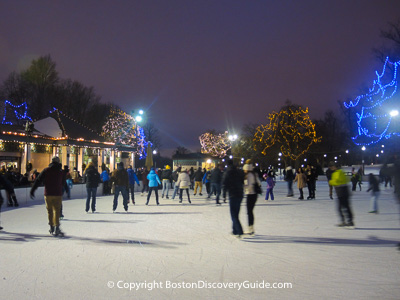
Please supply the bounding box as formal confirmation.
[171,167,181,200]
[161,165,172,199]
[146,168,161,205]
[243,161,261,236]
[325,164,334,199]
[366,173,380,214]
[83,162,101,213]
[176,167,191,204]
[329,162,354,228]
[30,156,66,236]
[0,174,18,230]
[100,165,111,195]
[306,164,317,199]
[294,167,307,200]
[140,167,149,195]
[265,171,275,201]
[127,166,140,204]
[193,167,204,196]
[284,166,295,197]
[222,160,244,238]
[111,162,129,212]
[380,155,400,250]
[207,164,223,205]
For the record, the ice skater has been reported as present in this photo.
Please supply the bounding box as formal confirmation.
[222,160,244,238]
[146,168,161,205]
[329,162,354,228]
[30,156,66,236]
[265,171,275,201]
[0,174,17,230]
[366,173,380,214]
[111,162,129,212]
[176,167,191,204]
[243,161,261,235]
[83,162,101,213]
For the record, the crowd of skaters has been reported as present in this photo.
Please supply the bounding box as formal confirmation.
[0,155,399,249]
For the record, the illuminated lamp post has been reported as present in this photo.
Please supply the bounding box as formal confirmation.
[361,146,366,175]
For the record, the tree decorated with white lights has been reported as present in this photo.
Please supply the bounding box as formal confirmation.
[199,131,231,158]
[254,105,321,161]
[344,57,400,146]
[102,107,148,158]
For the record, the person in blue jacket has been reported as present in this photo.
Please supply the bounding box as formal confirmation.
[127,166,140,205]
[146,168,161,205]
[202,168,212,195]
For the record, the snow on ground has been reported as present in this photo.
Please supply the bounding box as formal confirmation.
[1,181,399,300]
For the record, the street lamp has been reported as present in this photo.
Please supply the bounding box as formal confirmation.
[361,146,366,175]
[134,109,144,122]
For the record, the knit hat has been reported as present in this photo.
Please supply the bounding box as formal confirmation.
[165,165,171,170]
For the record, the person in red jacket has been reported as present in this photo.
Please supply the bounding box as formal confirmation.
[30,156,66,237]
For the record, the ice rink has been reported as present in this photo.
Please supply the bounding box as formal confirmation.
[1,181,399,300]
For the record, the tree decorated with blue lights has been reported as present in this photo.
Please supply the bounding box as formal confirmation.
[344,57,400,146]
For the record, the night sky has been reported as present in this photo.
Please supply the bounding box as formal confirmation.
[1,0,399,156]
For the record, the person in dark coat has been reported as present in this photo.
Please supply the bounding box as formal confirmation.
[193,167,204,196]
[222,160,244,238]
[161,165,172,199]
[111,162,129,212]
[0,174,17,230]
[127,166,140,205]
[140,167,149,195]
[83,162,101,213]
[30,156,66,236]
[306,164,317,199]
[207,165,223,205]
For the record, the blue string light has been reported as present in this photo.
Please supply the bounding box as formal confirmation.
[344,57,400,146]
[1,100,32,125]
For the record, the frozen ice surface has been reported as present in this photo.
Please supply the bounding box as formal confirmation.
[1,181,399,300]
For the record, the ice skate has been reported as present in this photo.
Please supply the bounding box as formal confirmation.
[246,225,255,236]
[54,226,64,237]
[345,222,355,229]
[49,225,55,235]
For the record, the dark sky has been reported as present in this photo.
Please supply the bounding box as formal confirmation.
[1,0,399,156]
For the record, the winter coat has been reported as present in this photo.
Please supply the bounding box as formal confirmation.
[161,169,172,181]
[222,165,244,199]
[100,170,110,182]
[294,172,307,189]
[141,169,149,184]
[31,162,65,196]
[193,168,204,181]
[84,166,101,188]
[202,171,212,183]
[147,170,161,187]
[209,167,223,184]
[244,171,261,195]
[367,175,380,193]
[127,168,140,185]
[111,165,129,187]
[176,172,191,189]
[266,176,275,189]
[329,169,350,198]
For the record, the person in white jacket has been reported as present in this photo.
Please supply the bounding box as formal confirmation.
[243,161,261,235]
[176,167,191,204]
